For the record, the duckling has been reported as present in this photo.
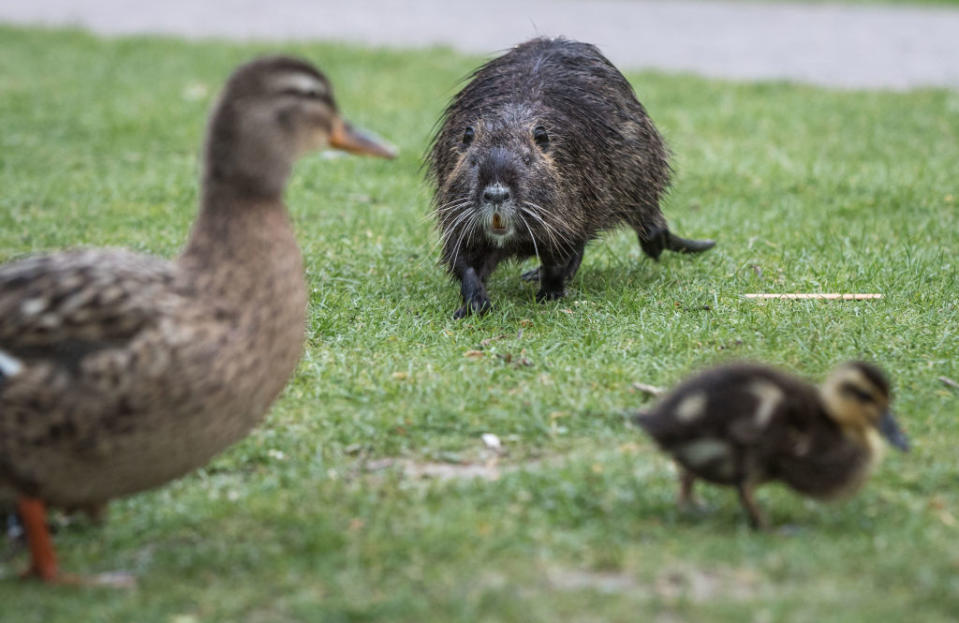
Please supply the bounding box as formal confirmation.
[633,361,909,529]
[0,55,394,585]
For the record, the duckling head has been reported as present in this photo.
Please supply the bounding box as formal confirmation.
[820,361,909,453]
[203,55,395,198]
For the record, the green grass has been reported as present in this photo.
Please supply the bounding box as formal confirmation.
[1,25,958,622]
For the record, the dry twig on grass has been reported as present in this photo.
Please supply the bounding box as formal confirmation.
[938,376,959,390]
[743,293,882,300]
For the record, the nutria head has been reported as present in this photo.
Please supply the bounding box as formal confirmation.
[432,106,571,255]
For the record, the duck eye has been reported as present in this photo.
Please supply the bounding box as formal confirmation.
[462,126,475,146]
[533,126,549,149]
[841,383,874,403]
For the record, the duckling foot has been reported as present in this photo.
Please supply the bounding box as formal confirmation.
[676,470,705,512]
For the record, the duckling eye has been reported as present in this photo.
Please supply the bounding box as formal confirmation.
[533,126,549,149]
[462,126,475,146]
[841,383,874,403]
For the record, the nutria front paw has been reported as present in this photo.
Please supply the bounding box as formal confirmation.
[536,287,566,302]
[453,295,493,319]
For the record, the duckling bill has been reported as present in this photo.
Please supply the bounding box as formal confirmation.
[634,361,908,529]
[0,55,393,585]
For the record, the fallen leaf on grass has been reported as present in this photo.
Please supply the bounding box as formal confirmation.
[480,334,507,347]
[929,496,957,527]
[464,350,484,359]
[481,433,502,451]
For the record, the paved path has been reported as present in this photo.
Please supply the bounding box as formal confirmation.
[2,0,958,89]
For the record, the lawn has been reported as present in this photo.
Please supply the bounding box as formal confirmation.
[1,25,957,622]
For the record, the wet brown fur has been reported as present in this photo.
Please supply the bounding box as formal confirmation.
[427,37,714,318]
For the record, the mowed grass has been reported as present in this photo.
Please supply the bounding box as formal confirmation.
[1,25,957,622]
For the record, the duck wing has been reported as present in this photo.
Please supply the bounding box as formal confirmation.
[0,249,180,363]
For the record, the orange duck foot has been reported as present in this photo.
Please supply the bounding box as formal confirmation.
[17,497,135,588]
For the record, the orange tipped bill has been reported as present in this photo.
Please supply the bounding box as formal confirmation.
[330,118,396,159]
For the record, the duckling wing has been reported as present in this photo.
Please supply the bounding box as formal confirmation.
[635,365,822,484]
[0,249,178,358]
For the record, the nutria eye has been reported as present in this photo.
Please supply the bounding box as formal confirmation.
[462,126,475,146]
[533,126,549,149]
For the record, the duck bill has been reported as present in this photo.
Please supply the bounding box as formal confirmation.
[879,410,910,452]
[330,118,396,159]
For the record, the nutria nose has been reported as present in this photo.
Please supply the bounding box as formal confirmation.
[483,184,510,204]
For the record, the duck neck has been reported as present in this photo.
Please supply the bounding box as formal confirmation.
[178,181,303,300]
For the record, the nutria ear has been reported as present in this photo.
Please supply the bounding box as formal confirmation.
[462,126,475,145]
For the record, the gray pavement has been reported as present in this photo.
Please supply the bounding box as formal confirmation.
[2,0,958,90]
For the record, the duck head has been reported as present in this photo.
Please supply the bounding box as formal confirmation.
[820,361,909,452]
[203,56,395,198]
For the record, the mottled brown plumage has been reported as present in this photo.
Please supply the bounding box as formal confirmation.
[634,361,909,529]
[0,55,393,583]
[427,37,714,318]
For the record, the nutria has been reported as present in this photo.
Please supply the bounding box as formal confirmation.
[427,37,715,318]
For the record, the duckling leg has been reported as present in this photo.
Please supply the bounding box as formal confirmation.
[736,483,767,530]
[18,497,59,582]
[677,469,699,509]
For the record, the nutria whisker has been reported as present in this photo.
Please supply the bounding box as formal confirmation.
[448,214,478,274]
[439,210,476,250]
[518,205,564,255]
[435,199,473,215]
[516,211,542,269]
[520,202,575,253]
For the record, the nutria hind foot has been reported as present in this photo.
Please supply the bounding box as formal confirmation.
[639,227,716,261]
